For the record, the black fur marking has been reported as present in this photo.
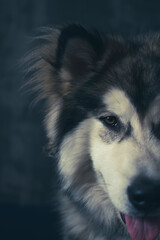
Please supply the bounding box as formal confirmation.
[75,87,103,111]
[54,24,104,69]
[125,123,132,137]
[73,69,109,111]
[119,123,132,142]
[121,55,160,117]
[99,38,140,78]
[151,122,160,140]
[55,99,87,148]
[55,90,105,148]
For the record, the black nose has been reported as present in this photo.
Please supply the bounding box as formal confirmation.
[127,177,160,212]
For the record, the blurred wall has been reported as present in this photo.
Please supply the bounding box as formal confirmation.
[1,0,160,205]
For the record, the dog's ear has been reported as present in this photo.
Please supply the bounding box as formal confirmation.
[24,25,105,102]
[55,24,104,93]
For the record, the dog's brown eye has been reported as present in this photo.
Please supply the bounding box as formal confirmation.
[103,116,117,126]
[100,116,119,129]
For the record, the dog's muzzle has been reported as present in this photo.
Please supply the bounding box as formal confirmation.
[127,176,160,213]
[124,176,160,240]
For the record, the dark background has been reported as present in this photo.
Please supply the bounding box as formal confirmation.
[1,0,160,239]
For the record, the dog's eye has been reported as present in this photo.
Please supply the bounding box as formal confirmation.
[100,116,119,129]
[104,116,117,125]
[103,116,118,126]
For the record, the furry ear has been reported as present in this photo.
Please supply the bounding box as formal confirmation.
[24,25,105,103]
[55,24,104,92]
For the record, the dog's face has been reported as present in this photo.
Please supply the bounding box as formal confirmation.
[90,87,160,216]
[27,25,160,239]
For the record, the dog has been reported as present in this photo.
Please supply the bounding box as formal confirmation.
[25,24,160,240]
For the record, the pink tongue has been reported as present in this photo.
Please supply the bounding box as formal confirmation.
[125,215,160,240]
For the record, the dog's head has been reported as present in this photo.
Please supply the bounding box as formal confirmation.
[26,25,160,239]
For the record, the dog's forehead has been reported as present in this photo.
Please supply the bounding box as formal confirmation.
[102,88,160,124]
[103,88,135,120]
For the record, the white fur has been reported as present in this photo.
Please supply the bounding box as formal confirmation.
[45,99,62,141]
[58,119,91,190]
[103,88,135,122]
[90,88,160,216]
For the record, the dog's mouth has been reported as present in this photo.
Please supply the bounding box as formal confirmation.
[120,212,126,224]
[120,213,160,240]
